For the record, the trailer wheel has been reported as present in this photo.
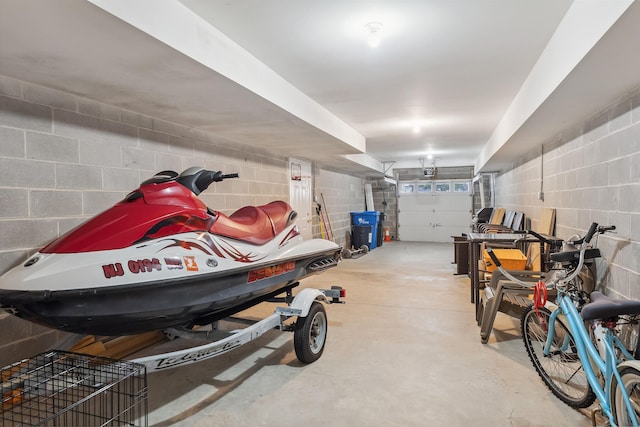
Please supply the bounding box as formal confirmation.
[294,301,327,363]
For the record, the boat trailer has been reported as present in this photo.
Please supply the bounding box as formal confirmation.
[130,286,345,372]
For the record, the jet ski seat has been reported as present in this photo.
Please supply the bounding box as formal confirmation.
[211,201,297,245]
[259,201,297,234]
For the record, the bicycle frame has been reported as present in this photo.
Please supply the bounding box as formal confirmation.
[545,292,639,426]
[487,222,640,425]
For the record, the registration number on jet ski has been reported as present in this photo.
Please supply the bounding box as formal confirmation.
[247,261,295,283]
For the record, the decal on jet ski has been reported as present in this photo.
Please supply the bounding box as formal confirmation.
[157,238,214,255]
[102,263,125,279]
[183,256,199,271]
[140,215,214,243]
[155,235,257,263]
[155,235,266,263]
[212,238,267,263]
[279,226,300,246]
[128,258,162,274]
[247,261,295,283]
[164,257,184,270]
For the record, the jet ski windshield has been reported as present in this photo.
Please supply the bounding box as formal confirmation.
[139,170,179,186]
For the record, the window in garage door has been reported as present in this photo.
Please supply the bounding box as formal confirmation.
[398,179,472,242]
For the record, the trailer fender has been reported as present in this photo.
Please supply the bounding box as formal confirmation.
[289,288,328,317]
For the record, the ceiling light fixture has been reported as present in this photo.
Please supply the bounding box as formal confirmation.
[412,125,421,134]
[365,22,383,48]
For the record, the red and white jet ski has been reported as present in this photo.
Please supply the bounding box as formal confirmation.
[0,167,342,336]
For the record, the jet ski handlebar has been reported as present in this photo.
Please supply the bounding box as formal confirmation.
[218,173,240,180]
[181,169,239,195]
[140,168,240,195]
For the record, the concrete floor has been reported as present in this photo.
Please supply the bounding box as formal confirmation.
[144,242,593,427]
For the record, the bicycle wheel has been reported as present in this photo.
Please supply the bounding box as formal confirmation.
[521,304,596,408]
[611,365,640,425]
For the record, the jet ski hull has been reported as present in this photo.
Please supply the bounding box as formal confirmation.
[0,246,340,336]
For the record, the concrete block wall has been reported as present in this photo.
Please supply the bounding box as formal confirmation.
[368,179,397,240]
[314,175,396,248]
[495,87,640,300]
[0,75,291,272]
[314,168,365,249]
[0,74,359,367]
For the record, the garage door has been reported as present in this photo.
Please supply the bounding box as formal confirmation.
[397,180,472,242]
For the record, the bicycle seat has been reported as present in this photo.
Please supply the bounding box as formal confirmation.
[550,248,601,264]
[581,291,640,321]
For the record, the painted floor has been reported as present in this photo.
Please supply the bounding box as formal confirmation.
[145,241,593,427]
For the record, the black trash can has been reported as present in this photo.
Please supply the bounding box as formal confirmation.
[377,212,385,247]
[352,225,373,249]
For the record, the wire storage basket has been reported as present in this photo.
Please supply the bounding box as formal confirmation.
[1,351,147,426]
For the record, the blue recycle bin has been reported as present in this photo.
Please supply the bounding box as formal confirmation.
[350,211,381,249]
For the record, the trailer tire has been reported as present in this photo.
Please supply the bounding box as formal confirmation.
[294,301,327,363]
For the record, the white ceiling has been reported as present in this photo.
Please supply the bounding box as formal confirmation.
[1,0,639,177]
[178,0,571,168]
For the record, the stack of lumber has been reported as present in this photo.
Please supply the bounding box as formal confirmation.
[69,331,166,359]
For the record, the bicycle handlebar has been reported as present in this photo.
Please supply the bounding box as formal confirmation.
[583,222,599,244]
[571,224,616,245]
[486,222,616,290]
[485,247,541,288]
[523,229,545,242]
[504,229,563,247]
[522,229,563,246]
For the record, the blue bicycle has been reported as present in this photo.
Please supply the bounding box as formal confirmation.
[487,223,640,426]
